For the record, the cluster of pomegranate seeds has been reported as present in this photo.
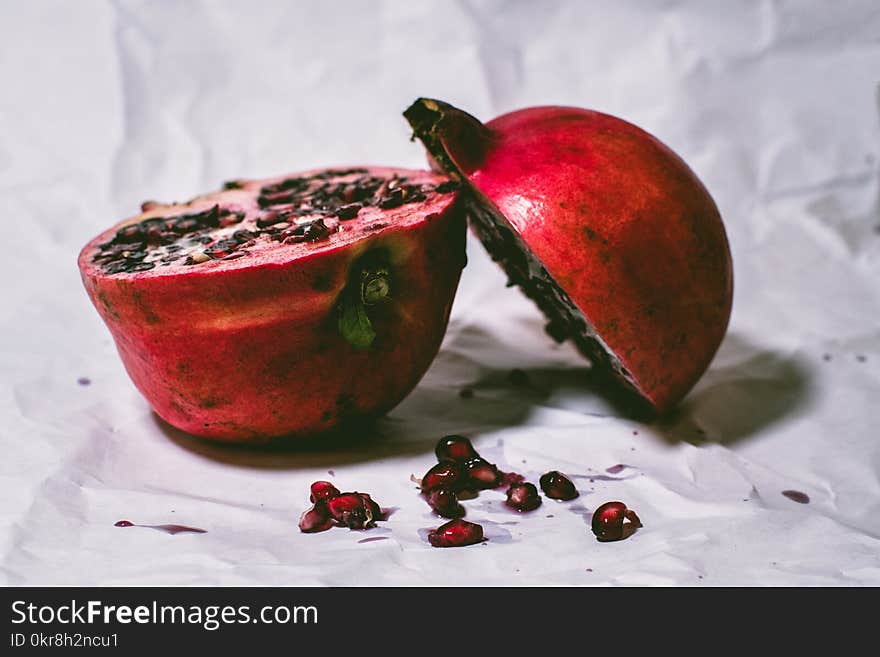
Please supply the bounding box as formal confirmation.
[415,436,502,521]
[427,519,485,548]
[591,501,642,542]
[298,480,385,533]
[539,471,579,501]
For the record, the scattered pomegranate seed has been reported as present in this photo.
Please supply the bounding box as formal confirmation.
[428,518,485,548]
[358,492,384,520]
[298,504,335,533]
[434,435,478,462]
[310,480,340,503]
[419,462,465,492]
[426,488,465,519]
[505,482,542,512]
[539,471,579,500]
[326,493,376,529]
[465,457,501,489]
[591,501,642,542]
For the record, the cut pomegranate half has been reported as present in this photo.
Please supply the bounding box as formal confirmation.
[405,99,733,413]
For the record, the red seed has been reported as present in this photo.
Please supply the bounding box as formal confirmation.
[420,462,465,492]
[427,518,484,548]
[358,492,384,521]
[434,435,479,462]
[326,493,373,529]
[591,501,642,542]
[426,488,465,519]
[505,482,542,511]
[310,480,340,503]
[465,457,501,489]
[298,503,334,533]
[539,471,579,500]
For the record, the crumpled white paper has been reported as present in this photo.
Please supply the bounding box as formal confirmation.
[1,0,879,585]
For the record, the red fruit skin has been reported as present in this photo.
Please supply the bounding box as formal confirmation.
[406,101,733,413]
[77,167,466,442]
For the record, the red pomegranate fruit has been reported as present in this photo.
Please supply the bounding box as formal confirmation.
[78,167,467,441]
[405,99,733,413]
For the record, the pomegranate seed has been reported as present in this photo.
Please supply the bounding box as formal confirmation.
[539,471,579,500]
[426,488,465,519]
[505,482,542,511]
[591,501,642,542]
[310,480,340,503]
[427,518,484,548]
[326,493,374,529]
[358,492,384,521]
[419,462,465,492]
[465,457,501,489]
[434,434,478,462]
[298,504,334,533]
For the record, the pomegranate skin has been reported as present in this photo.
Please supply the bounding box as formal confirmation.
[78,166,467,442]
[406,100,733,413]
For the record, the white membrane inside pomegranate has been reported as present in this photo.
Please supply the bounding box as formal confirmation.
[91,168,460,275]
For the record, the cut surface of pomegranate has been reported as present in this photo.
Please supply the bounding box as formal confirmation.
[405,99,733,413]
[78,167,467,441]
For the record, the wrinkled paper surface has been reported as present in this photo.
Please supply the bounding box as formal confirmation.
[1,0,879,585]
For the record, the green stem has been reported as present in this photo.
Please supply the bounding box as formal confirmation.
[337,264,392,350]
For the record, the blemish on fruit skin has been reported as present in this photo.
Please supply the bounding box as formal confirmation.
[77,377,91,386]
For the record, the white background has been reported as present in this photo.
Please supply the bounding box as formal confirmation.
[1,0,878,585]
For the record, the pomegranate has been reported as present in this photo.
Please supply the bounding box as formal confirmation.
[539,471,579,501]
[78,167,467,441]
[591,501,642,542]
[427,518,485,548]
[405,99,733,413]
[505,482,543,512]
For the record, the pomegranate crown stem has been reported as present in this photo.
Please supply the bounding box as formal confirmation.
[403,98,493,178]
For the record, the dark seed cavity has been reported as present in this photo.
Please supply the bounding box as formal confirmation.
[94,169,459,274]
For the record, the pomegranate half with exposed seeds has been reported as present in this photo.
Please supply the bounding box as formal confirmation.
[405,99,733,413]
[78,167,467,441]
